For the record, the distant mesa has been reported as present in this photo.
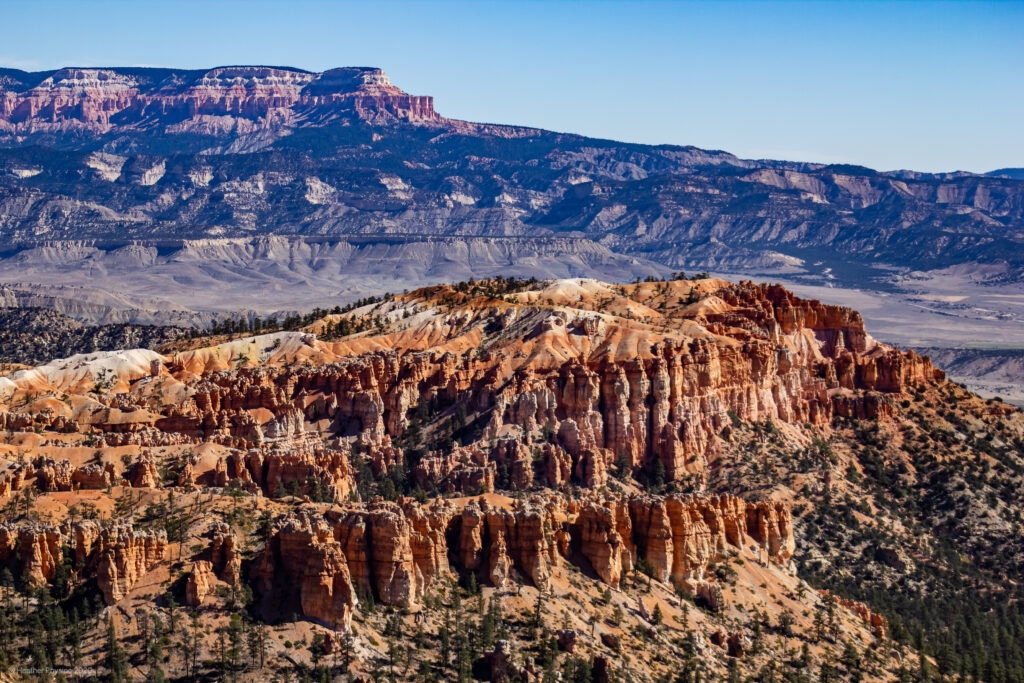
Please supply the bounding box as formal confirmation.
[0,65,441,135]
[987,168,1024,180]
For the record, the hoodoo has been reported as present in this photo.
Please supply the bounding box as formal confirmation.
[0,274,1019,681]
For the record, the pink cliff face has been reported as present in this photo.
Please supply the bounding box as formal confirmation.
[0,66,442,137]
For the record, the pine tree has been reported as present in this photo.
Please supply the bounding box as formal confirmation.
[388,636,401,682]
[310,632,327,668]
[842,640,861,672]
[105,617,130,683]
[438,617,451,669]
[165,596,180,634]
[813,609,827,642]
[225,614,243,680]
[181,611,203,681]
[247,621,267,669]
[146,663,166,683]
[529,590,547,640]
[339,631,354,673]
[456,632,473,683]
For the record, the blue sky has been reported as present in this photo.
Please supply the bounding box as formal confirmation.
[1,0,1021,173]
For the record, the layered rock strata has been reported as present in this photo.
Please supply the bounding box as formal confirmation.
[0,66,440,140]
[95,525,167,604]
[0,519,166,604]
[254,492,792,627]
[0,280,943,505]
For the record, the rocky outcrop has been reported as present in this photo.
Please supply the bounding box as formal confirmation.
[820,590,889,638]
[489,640,520,683]
[0,67,441,143]
[365,503,418,607]
[578,502,629,589]
[73,463,117,489]
[0,519,170,600]
[30,458,118,492]
[0,523,62,584]
[573,493,795,598]
[404,500,457,591]
[96,524,167,604]
[300,543,355,631]
[0,464,30,498]
[94,280,939,496]
[186,560,214,607]
[33,460,75,492]
[255,492,794,627]
[488,531,513,588]
[556,629,579,653]
[255,511,355,630]
[129,453,159,488]
[72,520,101,569]
[209,523,241,586]
[1,280,944,508]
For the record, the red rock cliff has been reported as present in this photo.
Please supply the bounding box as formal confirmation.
[253,491,793,627]
[0,66,441,140]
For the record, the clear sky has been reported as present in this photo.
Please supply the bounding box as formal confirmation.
[1,0,1021,173]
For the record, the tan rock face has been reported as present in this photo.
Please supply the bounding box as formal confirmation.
[96,524,167,604]
[186,560,214,607]
[11,457,117,494]
[488,531,513,588]
[256,511,355,630]
[129,453,160,488]
[578,503,628,589]
[365,503,418,607]
[209,523,241,585]
[254,491,795,627]
[34,460,75,492]
[3,280,940,510]
[73,520,101,570]
[72,463,117,489]
[300,544,355,631]
[404,500,456,590]
[820,590,889,638]
[0,523,62,584]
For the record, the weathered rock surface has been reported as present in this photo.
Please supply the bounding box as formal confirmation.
[129,453,159,488]
[0,522,62,584]
[0,67,440,143]
[1,65,1020,304]
[820,589,889,639]
[0,278,937,504]
[209,523,241,586]
[252,491,793,627]
[186,560,214,607]
[96,524,167,604]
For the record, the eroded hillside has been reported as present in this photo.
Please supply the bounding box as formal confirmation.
[0,276,1021,681]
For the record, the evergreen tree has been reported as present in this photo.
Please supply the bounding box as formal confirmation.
[438,619,451,671]
[225,614,243,680]
[146,663,166,683]
[813,609,827,642]
[105,617,130,683]
[247,621,268,669]
[338,631,354,673]
[181,611,203,681]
